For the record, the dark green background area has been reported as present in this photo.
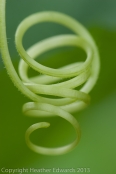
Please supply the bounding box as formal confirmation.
[0,0,116,59]
[0,1,116,174]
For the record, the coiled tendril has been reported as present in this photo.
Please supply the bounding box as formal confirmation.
[0,0,100,155]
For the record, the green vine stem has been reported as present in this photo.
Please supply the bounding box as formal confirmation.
[0,0,100,155]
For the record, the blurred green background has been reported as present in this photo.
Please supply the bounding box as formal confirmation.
[0,0,116,174]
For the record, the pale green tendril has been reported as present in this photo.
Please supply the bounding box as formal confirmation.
[0,0,100,155]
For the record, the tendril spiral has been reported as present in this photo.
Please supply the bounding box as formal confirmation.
[0,0,100,156]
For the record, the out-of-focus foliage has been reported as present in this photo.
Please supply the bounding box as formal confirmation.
[0,28,116,174]
[0,0,115,58]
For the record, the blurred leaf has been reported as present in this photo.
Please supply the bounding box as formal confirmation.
[0,28,116,173]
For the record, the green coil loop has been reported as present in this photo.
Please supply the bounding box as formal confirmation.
[0,0,100,156]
